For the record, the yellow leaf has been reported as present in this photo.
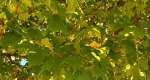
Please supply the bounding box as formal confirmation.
[19,12,30,21]
[41,38,53,50]
[143,0,148,3]
[125,64,132,77]
[9,4,16,12]
[114,75,121,80]
[73,40,81,53]
[0,12,6,18]
[67,0,78,13]
[91,52,100,61]
[17,7,24,13]
[7,46,15,53]
[45,0,51,9]
[69,34,75,42]
[22,0,32,7]
[41,38,49,45]
[88,31,92,38]
[99,47,106,54]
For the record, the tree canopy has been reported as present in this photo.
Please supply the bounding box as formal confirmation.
[0,0,150,80]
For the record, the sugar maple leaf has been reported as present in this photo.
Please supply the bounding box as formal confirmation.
[90,41,101,47]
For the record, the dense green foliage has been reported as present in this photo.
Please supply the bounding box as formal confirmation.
[0,0,150,80]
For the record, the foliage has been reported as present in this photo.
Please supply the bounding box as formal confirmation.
[0,0,150,80]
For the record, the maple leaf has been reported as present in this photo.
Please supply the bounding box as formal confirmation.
[90,41,101,47]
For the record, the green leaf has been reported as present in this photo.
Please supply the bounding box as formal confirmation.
[28,46,48,66]
[0,0,4,4]
[28,52,43,66]
[18,41,31,49]
[51,56,62,74]
[65,56,83,72]
[41,58,53,71]
[108,50,121,61]
[122,39,137,65]
[41,10,53,18]
[30,66,41,75]
[2,7,12,20]
[93,64,102,79]
[74,70,93,80]
[64,71,74,80]
[0,0,4,6]
[132,66,140,80]
[27,28,45,39]
[1,34,20,43]
[138,58,148,70]
[126,53,137,65]
[0,58,3,69]
[41,10,67,33]
[0,34,21,48]
[1,0,150,79]
[40,55,62,75]
[47,14,67,33]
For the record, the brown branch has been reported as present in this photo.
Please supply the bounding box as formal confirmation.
[144,5,150,11]
[131,5,150,25]
[112,28,124,36]
[0,0,19,38]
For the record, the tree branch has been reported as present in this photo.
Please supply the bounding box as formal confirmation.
[0,0,19,38]
[131,5,150,25]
